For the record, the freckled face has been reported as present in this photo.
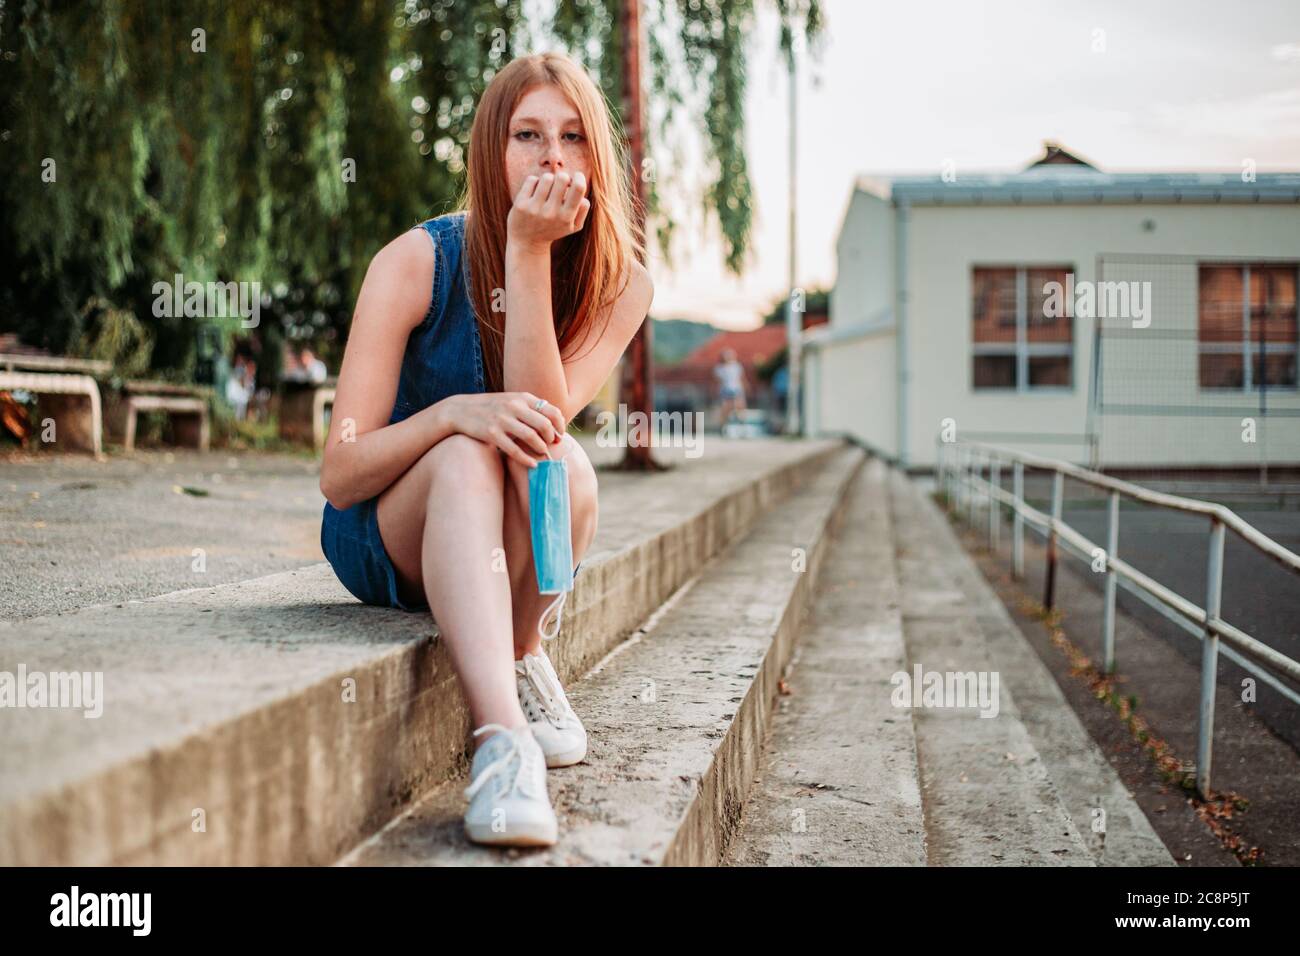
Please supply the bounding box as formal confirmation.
[504,84,591,202]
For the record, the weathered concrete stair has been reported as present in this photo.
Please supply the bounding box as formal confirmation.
[0,438,846,865]
[338,445,865,866]
[725,458,927,865]
[892,471,1174,866]
[725,463,1172,866]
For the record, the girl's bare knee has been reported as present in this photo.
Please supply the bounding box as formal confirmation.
[565,442,598,518]
[421,434,502,487]
[503,438,597,517]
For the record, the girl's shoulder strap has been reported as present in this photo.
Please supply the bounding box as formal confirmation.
[414,209,467,248]
[410,211,469,329]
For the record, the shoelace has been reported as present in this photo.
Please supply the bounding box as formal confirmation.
[463,724,544,802]
[519,654,570,726]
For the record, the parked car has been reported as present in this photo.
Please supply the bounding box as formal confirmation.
[722,408,770,438]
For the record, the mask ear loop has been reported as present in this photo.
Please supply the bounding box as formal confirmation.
[537,590,567,642]
[533,426,574,642]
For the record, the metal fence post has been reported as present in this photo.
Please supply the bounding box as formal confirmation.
[939,440,948,506]
[1196,519,1226,798]
[1043,471,1064,611]
[946,443,956,507]
[959,446,968,521]
[967,451,978,527]
[950,445,959,512]
[938,439,948,506]
[1102,490,1119,673]
[1012,461,1024,579]
[956,445,966,516]
[946,444,956,509]
[989,459,1001,550]
[934,438,944,505]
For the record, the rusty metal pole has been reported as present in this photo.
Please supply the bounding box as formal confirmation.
[1043,470,1064,611]
[784,33,801,436]
[617,0,662,470]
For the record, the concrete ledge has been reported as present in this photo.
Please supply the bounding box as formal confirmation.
[0,438,845,865]
[339,445,865,866]
[902,475,1175,866]
[726,459,928,866]
[890,469,1104,865]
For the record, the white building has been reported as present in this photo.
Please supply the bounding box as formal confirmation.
[804,146,1300,470]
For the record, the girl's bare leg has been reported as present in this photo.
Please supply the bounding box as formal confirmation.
[502,433,599,659]
[375,434,524,742]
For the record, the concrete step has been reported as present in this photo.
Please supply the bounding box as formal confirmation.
[729,464,1170,868]
[906,478,1175,866]
[337,445,866,866]
[725,458,928,866]
[890,469,1121,865]
[0,438,846,865]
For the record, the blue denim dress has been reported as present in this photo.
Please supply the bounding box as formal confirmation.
[320,212,479,611]
[320,211,579,612]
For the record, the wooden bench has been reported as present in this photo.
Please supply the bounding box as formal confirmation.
[122,381,211,453]
[0,353,110,454]
[278,378,336,451]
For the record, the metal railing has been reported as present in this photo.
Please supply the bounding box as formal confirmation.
[936,439,1300,798]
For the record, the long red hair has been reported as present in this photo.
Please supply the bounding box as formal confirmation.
[457,52,645,393]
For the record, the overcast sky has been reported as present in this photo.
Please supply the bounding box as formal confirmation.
[646,0,1300,330]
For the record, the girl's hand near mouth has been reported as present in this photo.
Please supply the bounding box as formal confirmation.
[507,171,590,254]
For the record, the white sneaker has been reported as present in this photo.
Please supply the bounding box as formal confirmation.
[462,723,557,847]
[516,646,588,768]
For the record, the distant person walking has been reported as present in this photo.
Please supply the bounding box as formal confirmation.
[300,347,327,384]
[713,347,747,425]
[226,350,256,422]
[284,345,328,385]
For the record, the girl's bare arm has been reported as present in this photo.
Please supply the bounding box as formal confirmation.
[503,171,654,422]
[320,230,569,511]
[319,231,453,511]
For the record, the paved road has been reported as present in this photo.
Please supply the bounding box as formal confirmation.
[0,449,326,621]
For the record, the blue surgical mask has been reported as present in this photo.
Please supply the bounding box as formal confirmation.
[528,443,576,642]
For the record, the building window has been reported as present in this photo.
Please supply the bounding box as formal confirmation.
[1198,264,1298,390]
[972,266,1073,390]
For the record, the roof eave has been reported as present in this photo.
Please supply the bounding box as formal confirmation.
[887,184,1300,206]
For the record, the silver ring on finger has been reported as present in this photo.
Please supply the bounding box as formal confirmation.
[533,398,547,412]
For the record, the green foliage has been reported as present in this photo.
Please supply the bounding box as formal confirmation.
[652,316,719,365]
[752,287,829,380]
[0,0,823,379]
[73,297,155,381]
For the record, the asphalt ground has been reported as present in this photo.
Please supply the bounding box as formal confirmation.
[1015,473,1300,751]
[0,448,326,621]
